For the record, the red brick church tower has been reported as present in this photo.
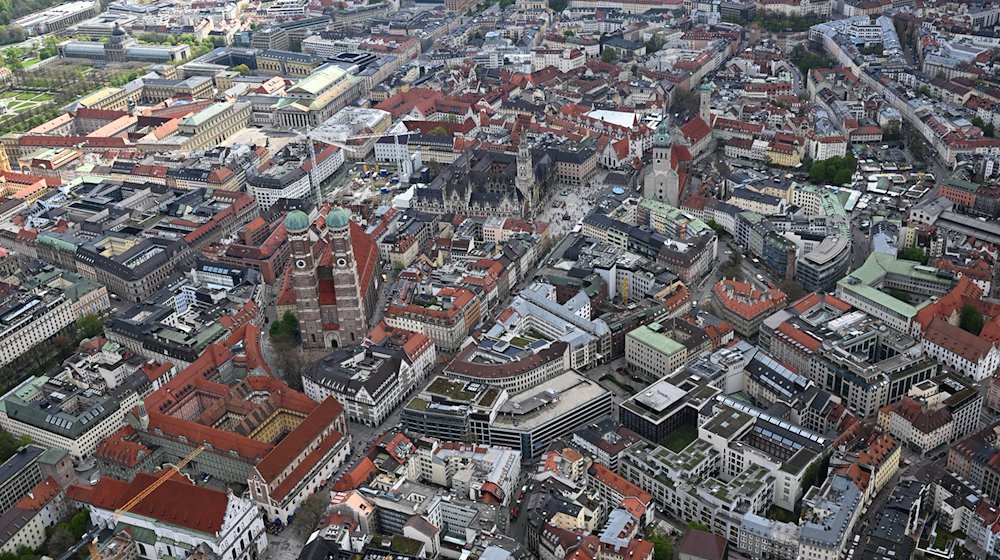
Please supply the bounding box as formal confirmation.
[283,208,378,349]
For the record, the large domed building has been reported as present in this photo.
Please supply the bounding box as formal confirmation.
[279,207,381,349]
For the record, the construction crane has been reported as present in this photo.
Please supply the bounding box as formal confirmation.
[290,127,417,206]
[88,445,206,560]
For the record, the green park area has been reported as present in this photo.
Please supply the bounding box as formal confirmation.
[0,90,53,117]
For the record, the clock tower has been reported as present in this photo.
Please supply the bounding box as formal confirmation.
[515,136,536,218]
[643,102,680,207]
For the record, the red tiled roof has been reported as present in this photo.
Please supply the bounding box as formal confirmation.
[67,472,229,534]
[332,457,377,492]
[678,530,727,560]
[16,477,60,510]
[790,292,851,314]
[588,463,652,506]
[776,322,822,353]
[256,397,345,483]
[712,279,787,321]
[269,428,343,500]
[95,426,152,468]
[914,276,983,331]
[680,116,712,143]
[924,316,997,364]
[882,395,952,435]
[141,361,173,382]
[146,412,270,460]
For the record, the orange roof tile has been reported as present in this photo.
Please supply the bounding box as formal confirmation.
[68,472,229,534]
[256,397,345,483]
[16,476,60,510]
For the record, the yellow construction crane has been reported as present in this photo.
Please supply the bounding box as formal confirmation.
[88,446,206,560]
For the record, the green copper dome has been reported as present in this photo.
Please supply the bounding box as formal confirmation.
[326,207,350,229]
[284,210,310,233]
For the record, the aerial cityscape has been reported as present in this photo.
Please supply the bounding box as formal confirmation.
[0,0,997,559]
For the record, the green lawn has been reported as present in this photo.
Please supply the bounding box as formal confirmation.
[0,93,50,116]
[526,328,552,341]
[659,425,698,452]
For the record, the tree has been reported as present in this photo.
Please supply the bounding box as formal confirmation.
[563,29,574,37]
[801,451,832,491]
[888,288,910,303]
[76,314,103,339]
[38,35,59,59]
[789,44,833,76]
[291,490,329,536]
[0,429,30,463]
[46,525,76,557]
[601,48,618,63]
[986,123,996,138]
[0,26,27,47]
[232,63,251,76]
[427,125,448,137]
[753,13,824,33]
[2,46,22,72]
[903,123,926,161]
[898,246,928,264]
[686,521,710,531]
[269,311,299,343]
[960,304,985,336]
[705,219,725,236]
[270,312,304,390]
[721,250,743,280]
[809,154,857,186]
[68,509,89,537]
[645,35,665,53]
[646,529,674,560]
[548,0,568,11]
[883,121,902,140]
[780,279,806,301]
[272,338,304,391]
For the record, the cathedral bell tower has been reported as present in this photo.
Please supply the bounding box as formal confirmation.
[285,210,324,349]
[325,207,367,347]
[643,101,680,207]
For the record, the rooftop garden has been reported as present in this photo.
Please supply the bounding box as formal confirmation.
[426,377,473,400]
[659,425,698,453]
